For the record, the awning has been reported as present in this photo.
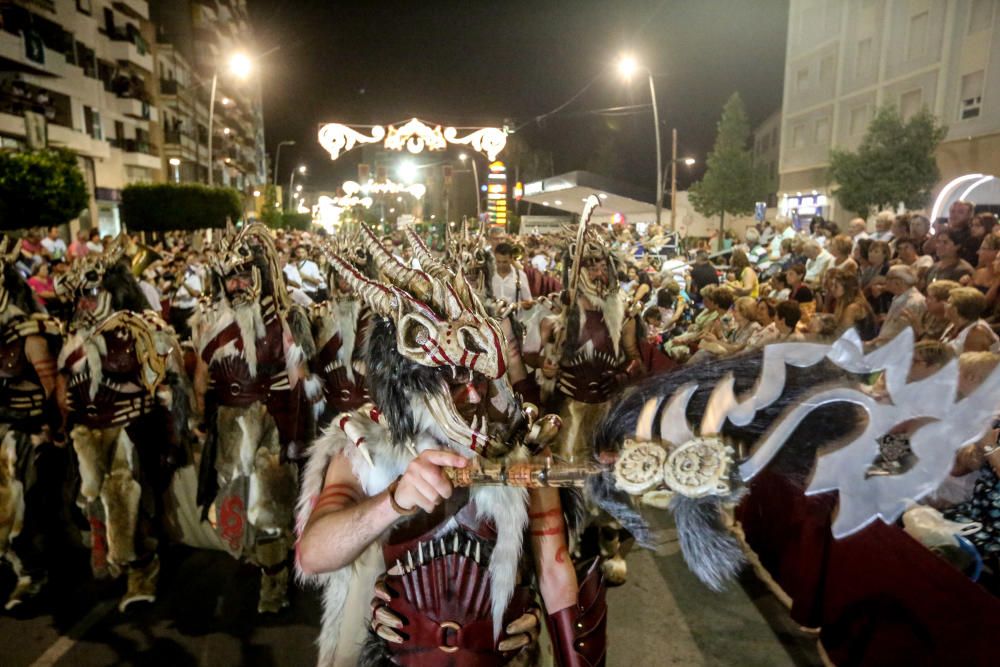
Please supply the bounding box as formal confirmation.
[520,171,656,224]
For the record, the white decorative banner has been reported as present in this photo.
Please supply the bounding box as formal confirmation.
[318,118,507,161]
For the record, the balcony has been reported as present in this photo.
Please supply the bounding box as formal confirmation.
[117,97,157,123]
[112,0,150,21]
[159,79,179,95]
[107,39,153,73]
[122,139,161,169]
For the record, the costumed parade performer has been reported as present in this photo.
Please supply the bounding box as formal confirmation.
[525,196,643,585]
[407,226,542,407]
[0,237,63,609]
[295,232,605,666]
[191,223,323,613]
[309,238,371,426]
[56,237,189,611]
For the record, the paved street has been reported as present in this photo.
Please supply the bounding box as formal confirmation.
[1,515,820,667]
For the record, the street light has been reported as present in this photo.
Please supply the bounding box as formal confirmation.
[617,54,663,228]
[399,160,418,183]
[272,140,296,190]
[458,153,481,219]
[208,52,253,186]
[287,164,307,212]
[168,157,181,183]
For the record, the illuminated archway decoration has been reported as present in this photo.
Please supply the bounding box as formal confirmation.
[318,118,507,161]
[343,179,426,200]
[931,173,984,222]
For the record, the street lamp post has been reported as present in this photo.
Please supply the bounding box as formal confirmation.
[458,153,481,219]
[273,140,295,188]
[287,165,306,212]
[168,157,181,183]
[618,55,663,228]
[208,52,252,187]
[667,128,697,232]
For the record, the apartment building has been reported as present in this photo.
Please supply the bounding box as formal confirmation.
[780,0,1000,225]
[0,0,266,234]
[0,0,161,234]
[151,0,266,195]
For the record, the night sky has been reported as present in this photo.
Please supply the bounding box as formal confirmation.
[246,0,789,200]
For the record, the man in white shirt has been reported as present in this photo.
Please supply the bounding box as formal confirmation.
[491,242,530,304]
[170,261,203,338]
[869,265,925,348]
[849,217,870,251]
[531,251,550,272]
[138,268,162,313]
[294,245,323,301]
[41,226,67,261]
[803,240,834,286]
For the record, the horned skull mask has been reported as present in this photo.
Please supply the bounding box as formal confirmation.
[56,234,127,330]
[328,225,506,380]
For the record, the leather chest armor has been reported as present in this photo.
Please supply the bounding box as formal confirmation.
[202,313,289,408]
[65,327,156,428]
[315,312,369,414]
[375,489,534,666]
[559,309,626,404]
[0,323,45,422]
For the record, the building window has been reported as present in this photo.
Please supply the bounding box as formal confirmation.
[796,67,809,92]
[907,11,929,61]
[900,88,922,121]
[76,0,91,15]
[969,0,994,35]
[792,123,806,148]
[849,105,869,135]
[820,55,835,86]
[83,106,102,140]
[959,70,984,119]
[814,116,830,144]
[855,37,873,78]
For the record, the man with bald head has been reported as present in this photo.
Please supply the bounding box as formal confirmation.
[848,217,869,251]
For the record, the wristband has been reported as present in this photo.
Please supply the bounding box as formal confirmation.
[387,475,418,516]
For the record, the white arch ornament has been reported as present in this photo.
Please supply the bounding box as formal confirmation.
[317,118,508,162]
[930,173,984,222]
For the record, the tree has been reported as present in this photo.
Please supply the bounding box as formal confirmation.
[0,148,88,230]
[688,93,767,248]
[828,105,946,216]
[260,184,282,228]
[121,183,242,231]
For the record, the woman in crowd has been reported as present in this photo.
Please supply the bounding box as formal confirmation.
[726,248,759,297]
[698,296,762,357]
[903,279,960,342]
[971,233,1000,295]
[970,212,997,246]
[785,264,815,324]
[26,260,56,309]
[941,286,999,353]
[829,234,858,275]
[828,268,878,340]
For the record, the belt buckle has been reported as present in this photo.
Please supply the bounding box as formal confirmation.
[229,382,242,397]
[438,620,461,653]
[85,404,99,419]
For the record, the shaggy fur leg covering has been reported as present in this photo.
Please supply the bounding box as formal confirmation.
[72,425,110,503]
[101,431,141,567]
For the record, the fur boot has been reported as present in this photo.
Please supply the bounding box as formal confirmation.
[258,565,290,614]
[119,554,159,612]
[248,445,296,534]
[100,431,141,567]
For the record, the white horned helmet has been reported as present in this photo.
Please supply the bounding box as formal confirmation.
[327,224,518,456]
[56,234,130,330]
[207,222,290,311]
